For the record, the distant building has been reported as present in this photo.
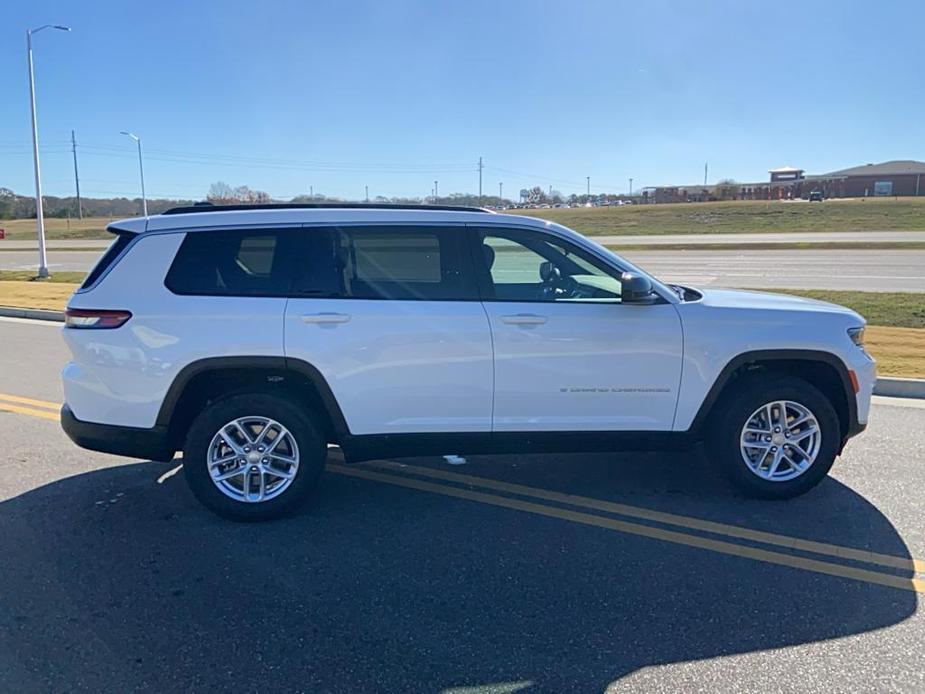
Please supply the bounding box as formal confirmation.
[820,160,925,197]
[768,166,805,182]
[649,160,925,202]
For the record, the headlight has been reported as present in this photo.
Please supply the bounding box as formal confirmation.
[848,326,865,347]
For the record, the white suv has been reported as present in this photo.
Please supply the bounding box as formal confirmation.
[61,203,875,520]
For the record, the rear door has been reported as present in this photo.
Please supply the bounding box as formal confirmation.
[284,224,494,435]
[471,225,683,431]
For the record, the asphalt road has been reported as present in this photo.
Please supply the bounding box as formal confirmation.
[0,316,923,692]
[3,247,923,292]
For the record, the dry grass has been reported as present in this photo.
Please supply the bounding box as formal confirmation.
[0,281,79,311]
[865,326,925,378]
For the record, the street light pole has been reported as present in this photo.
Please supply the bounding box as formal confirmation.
[120,131,147,216]
[27,24,70,278]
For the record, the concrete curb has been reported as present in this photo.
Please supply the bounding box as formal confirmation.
[0,306,65,322]
[2,305,924,400]
[873,377,925,400]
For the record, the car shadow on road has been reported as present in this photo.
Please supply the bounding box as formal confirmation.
[0,451,917,693]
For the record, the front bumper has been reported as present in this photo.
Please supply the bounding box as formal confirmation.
[60,404,175,462]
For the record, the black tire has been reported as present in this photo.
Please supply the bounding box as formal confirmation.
[708,375,841,499]
[182,393,325,521]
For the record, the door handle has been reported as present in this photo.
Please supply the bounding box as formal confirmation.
[500,313,547,325]
[301,312,351,324]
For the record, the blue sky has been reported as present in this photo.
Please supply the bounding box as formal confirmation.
[2,0,923,201]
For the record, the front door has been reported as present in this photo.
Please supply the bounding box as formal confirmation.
[471,226,683,431]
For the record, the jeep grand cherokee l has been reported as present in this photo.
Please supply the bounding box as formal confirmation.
[61,203,875,521]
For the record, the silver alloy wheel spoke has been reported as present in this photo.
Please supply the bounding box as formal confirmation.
[739,400,821,482]
[207,416,300,503]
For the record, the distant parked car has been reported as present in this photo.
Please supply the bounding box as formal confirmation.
[809,190,824,202]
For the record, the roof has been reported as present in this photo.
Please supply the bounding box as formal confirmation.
[824,160,925,177]
[109,206,548,235]
[162,202,490,215]
[768,166,804,173]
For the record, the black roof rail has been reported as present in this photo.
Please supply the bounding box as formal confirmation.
[161,202,492,215]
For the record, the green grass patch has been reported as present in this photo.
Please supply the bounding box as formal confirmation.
[508,198,925,236]
[745,289,925,329]
[0,270,88,284]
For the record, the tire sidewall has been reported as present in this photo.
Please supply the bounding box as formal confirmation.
[713,377,841,499]
[183,393,325,521]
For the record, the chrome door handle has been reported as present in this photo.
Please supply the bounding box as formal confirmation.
[301,312,351,324]
[500,313,547,325]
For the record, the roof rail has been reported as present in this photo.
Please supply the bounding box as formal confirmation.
[161,202,492,215]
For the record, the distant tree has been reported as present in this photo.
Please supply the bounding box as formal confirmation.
[0,188,15,219]
[207,182,270,204]
[207,181,235,202]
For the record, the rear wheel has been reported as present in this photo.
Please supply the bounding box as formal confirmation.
[709,376,841,499]
[183,393,325,521]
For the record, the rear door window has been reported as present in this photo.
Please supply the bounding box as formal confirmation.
[291,225,478,300]
[165,229,296,296]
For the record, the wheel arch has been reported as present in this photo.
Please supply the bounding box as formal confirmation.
[157,356,351,449]
[689,350,857,444]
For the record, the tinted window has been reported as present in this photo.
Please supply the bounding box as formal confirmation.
[476,228,622,302]
[81,233,134,289]
[292,226,477,301]
[165,229,294,296]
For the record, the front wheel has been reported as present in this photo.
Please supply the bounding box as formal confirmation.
[183,393,326,521]
[709,376,841,499]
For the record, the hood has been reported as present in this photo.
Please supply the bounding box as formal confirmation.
[697,288,863,321]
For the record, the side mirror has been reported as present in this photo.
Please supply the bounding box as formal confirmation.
[620,272,655,304]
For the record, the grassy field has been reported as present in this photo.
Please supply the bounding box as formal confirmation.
[509,197,925,236]
[0,216,112,241]
[2,198,925,241]
[0,278,921,377]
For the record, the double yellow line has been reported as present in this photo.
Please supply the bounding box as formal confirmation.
[2,389,923,593]
[0,392,60,421]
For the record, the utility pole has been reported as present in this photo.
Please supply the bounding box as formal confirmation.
[309,185,313,201]
[71,129,82,219]
[704,162,708,186]
[629,178,633,196]
[499,181,503,202]
[586,176,590,198]
[365,185,369,203]
[434,180,438,199]
[478,157,483,205]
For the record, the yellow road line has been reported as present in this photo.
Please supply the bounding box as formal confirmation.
[331,464,925,594]
[4,390,922,591]
[366,460,925,575]
[0,392,61,412]
[0,402,60,421]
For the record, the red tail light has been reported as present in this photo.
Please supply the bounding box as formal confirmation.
[65,309,132,329]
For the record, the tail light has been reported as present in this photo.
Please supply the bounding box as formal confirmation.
[65,309,132,329]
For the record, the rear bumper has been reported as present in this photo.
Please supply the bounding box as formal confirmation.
[60,404,175,462]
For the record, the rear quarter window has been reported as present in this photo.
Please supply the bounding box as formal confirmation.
[164,229,294,297]
[80,233,134,290]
